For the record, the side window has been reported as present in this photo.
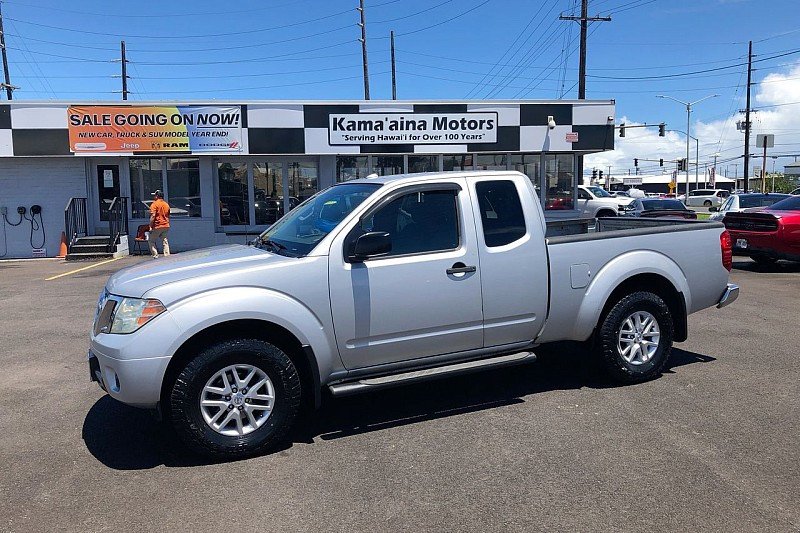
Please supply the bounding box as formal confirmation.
[578,188,591,200]
[721,197,734,211]
[475,180,526,247]
[363,189,459,257]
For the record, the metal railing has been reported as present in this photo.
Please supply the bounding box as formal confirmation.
[64,197,88,250]
[107,197,129,253]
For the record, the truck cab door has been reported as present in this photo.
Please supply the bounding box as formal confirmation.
[328,179,484,370]
[575,187,593,217]
[469,175,549,347]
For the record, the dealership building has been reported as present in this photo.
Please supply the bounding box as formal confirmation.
[0,99,615,259]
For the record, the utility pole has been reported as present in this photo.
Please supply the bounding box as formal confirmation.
[120,41,129,101]
[357,0,370,100]
[743,40,753,193]
[559,0,611,99]
[0,1,17,100]
[390,30,396,100]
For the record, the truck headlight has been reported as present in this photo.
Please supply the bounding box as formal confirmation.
[109,298,166,334]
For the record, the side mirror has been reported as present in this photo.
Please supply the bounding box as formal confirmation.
[349,231,391,262]
[709,206,718,212]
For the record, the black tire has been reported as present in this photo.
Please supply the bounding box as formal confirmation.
[750,254,777,266]
[703,200,712,206]
[168,338,301,459]
[596,291,674,383]
[596,209,617,218]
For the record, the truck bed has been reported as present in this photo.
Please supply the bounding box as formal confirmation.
[546,217,709,240]
[537,217,728,344]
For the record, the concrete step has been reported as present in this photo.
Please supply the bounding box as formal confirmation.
[74,235,110,245]
[69,243,109,254]
[65,252,114,261]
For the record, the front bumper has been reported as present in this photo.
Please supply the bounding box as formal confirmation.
[717,283,739,309]
[88,347,171,408]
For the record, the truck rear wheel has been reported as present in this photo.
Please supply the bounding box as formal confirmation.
[597,291,673,383]
[168,338,301,459]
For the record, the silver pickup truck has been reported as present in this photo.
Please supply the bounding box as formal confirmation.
[89,171,739,458]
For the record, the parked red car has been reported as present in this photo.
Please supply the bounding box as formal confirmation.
[723,195,800,264]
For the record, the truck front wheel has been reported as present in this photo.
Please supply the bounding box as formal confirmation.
[597,291,674,383]
[168,338,302,459]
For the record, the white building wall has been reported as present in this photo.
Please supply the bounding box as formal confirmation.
[0,158,87,258]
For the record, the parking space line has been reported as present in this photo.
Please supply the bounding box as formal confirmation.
[45,257,121,281]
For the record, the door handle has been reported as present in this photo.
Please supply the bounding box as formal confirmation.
[447,262,477,275]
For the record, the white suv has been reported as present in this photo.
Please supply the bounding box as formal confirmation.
[685,189,730,207]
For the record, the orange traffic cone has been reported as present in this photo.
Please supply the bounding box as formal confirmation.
[57,231,68,258]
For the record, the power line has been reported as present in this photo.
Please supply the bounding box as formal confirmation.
[463,0,560,98]
[4,9,356,39]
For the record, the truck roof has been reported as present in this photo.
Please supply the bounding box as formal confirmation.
[338,170,523,186]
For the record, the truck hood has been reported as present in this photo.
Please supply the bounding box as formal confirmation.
[106,244,283,298]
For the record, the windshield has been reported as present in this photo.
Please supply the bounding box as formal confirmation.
[767,195,800,212]
[641,199,685,211]
[586,186,613,198]
[739,194,789,208]
[257,182,382,257]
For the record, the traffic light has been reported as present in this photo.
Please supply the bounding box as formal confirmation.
[619,123,625,138]
[634,158,639,167]
[677,158,687,171]
[592,169,598,180]
[598,170,604,180]
[658,123,666,137]
[659,158,664,167]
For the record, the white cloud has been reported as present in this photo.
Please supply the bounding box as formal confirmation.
[585,61,800,181]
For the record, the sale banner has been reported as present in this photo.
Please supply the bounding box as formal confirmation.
[67,105,243,153]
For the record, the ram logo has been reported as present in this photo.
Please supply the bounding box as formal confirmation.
[164,142,189,149]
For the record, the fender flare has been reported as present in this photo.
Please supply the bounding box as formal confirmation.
[163,287,340,398]
[572,250,691,341]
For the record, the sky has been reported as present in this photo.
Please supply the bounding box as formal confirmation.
[1,0,799,178]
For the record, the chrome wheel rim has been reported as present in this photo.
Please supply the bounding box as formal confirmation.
[617,311,660,365]
[200,364,275,437]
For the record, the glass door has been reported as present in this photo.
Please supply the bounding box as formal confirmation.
[95,163,120,222]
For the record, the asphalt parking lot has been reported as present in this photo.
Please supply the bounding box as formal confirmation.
[0,255,798,532]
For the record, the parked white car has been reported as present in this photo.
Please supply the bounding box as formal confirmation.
[790,187,800,196]
[685,189,730,207]
[576,186,634,218]
[708,193,790,221]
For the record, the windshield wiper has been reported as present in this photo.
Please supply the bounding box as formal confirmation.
[257,238,300,257]
[260,238,286,251]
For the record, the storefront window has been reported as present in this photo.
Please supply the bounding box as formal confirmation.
[288,161,318,208]
[217,161,249,225]
[408,155,437,173]
[476,153,508,171]
[253,162,282,225]
[372,155,403,176]
[336,156,368,182]
[510,153,541,199]
[544,154,575,211]
[443,154,473,171]
[166,158,199,218]
[129,158,163,218]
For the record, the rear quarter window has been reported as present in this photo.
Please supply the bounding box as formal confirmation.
[475,180,527,247]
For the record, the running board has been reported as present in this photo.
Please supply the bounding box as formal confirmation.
[328,351,537,397]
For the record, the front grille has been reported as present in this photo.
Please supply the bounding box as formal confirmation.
[723,213,779,232]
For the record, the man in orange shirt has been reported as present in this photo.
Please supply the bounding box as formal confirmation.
[148,190,171,258]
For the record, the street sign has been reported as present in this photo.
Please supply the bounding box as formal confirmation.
[754,166,761,177]
[756,134,774,148]
[623,177,642,186]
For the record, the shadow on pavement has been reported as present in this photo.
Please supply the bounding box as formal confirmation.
[82,344,714,470]
[733,259,800,273]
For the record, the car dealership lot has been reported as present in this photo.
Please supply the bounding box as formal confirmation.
[0,257,798,532]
